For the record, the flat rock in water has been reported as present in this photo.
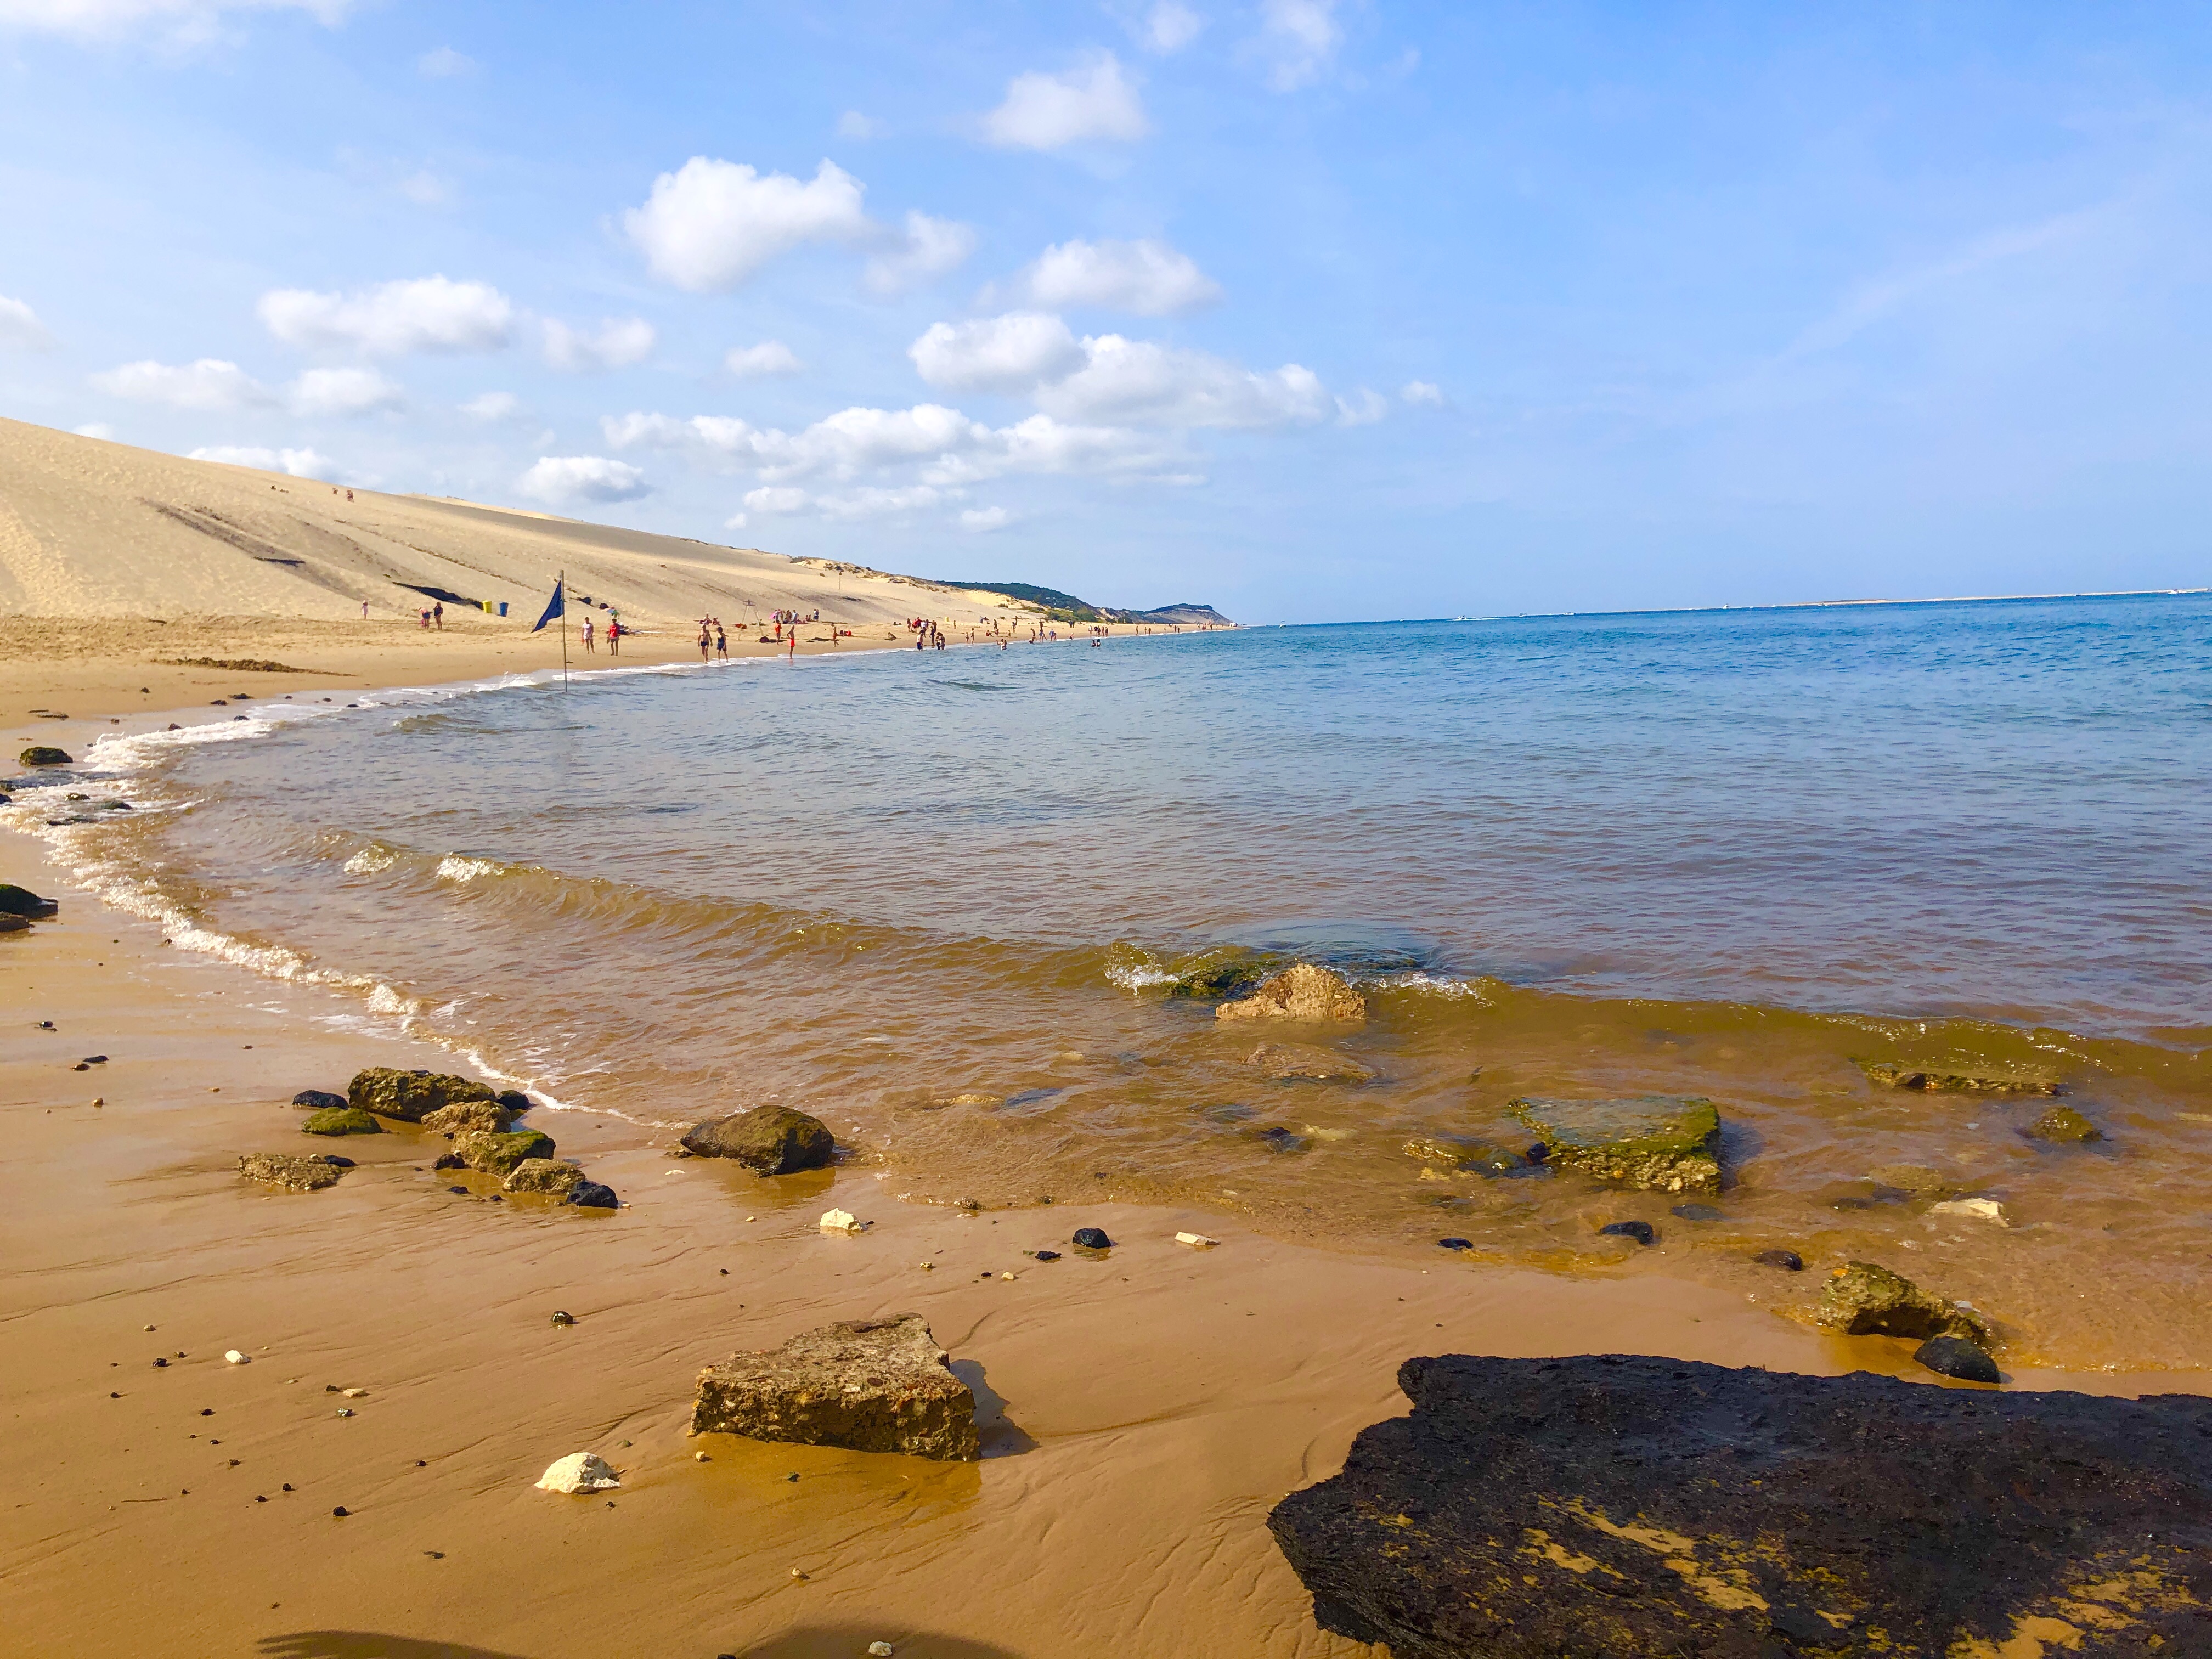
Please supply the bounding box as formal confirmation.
[18,746,72,766]
[238,1152,347,1191]
[503,1158,585,1195]
[1215,964,1367,1023]
[421,1098,518,1137]
[1508,1096,1721,1193]
[453,1128,555,1176]
[347,1067,497,1123]
[1245,1042,1375,1082]
[1858,1059,2056,1096]
[300,1107,383,1136]
[680,1104,836,1173]
[689,1313,979,1461]
[1268,1353,2212,1658]
[1915,1335,2002,1383]
[565,1181,618,1209]
[1810,1260,1989,1343]
[290,1090,347,1111]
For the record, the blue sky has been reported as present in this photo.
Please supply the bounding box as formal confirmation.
[2,2,2208,620]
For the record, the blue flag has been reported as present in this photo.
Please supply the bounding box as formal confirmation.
[532,578,565,633]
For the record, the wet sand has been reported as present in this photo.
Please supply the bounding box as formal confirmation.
[4,823,2204,1658]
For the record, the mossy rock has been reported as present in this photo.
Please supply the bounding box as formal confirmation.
[1857,1059,2056,1096]
[1508,1096,1721,1193]
[301,1107,384,1136]
[454,1127,555,1176]
[1812,1260,1989,1344]
[420,1099,517,1137]
[2025,1105,2102,1143]
[1161,945,1280,1000]
[239,1152,348,1190]
[347,1066,497,1123]
[18,746,72,766]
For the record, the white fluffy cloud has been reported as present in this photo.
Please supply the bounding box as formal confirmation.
[0,294,54,349]
[74,422,114,439]
[517,455,651,505]
[188,444,338,480]
[416,45,472,76]
[607,403,1188,488]
[1401,380,1444,406]
[289,365,402,416]
[258,276,514,356]
[909,314,1086,393]
[960,505,1012,532]
[909,315,1329,431]
[864,211,977,297]
[460,391,520,421]
[1039,335,1329,429]
[748,483,951,521]
[623,157,870,292]
[984,52,1150,149]
[725,341,804,378]
[1335,388,1387,426]
[92,357,275,410]
[1254,0,1341,91]
[542,315,655,372]
[0,0,347,39]
[1003,238,1220,315]
[836,110,885,140]
[1135,1,1204,54]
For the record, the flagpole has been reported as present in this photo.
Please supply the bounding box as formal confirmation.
[560,568,569,690]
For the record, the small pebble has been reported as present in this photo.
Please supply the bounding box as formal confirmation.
[200,1407,214,1417]
[283,1483,294,1491]
[695,1451,710,1462]
[332,1506,349,1517]
[342,1387,368,1397]
[1437,1237,1474,1251]
[1032,1249,1060,1262]
[337,1408,354,1418]
[1915,1335,2001,1384]
[870,1645,895,1657]
[1754,1249,1805,1272]
[789,1567,807,1579]
[550,1311,575,1327]
[1598,1220,1655,1246]
[153,1357,168,1368]
[225,1350,250,1365]
[785,1472,799,1483]
[1071,1227,1112,1249]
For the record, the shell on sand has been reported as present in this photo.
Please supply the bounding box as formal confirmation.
[534,1452,620,1494]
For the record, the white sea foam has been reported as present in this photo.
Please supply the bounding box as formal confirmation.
[342,846,397,875]
[435,854,505,883]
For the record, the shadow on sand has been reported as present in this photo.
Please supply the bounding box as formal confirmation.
[258,1629,1024,1658]
[949,1357,1039,1457]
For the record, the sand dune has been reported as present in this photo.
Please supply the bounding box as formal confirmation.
[0,416,1028,630]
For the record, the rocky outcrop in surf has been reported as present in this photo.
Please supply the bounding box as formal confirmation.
[1508,1096,1722,1193]
[1268,1352,2212,1657]
[1215,964,1367,1023]
[346,1067,498,1123]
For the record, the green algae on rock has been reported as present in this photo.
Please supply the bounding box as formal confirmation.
[1812,1260,1990,1343]
[300,1107,383,1136]
[1857,1059,2057,1095]
[420,1098,518,1137]
[2026,1104,2103,1142]
[1508,1096,1721,1193]
[18,746,71,766]
[454,1128,555,1176]
[346,1067,498,1123]
[238,1152,348,1190]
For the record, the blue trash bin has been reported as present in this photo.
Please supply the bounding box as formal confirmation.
[497,601,509,617]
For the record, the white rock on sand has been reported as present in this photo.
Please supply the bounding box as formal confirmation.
[1176,1232,1221,1249]
[1928,1197,2009,1226]
[224,1349,250,1364]
[820,1208,867,1233]
[534,1452,621,1494]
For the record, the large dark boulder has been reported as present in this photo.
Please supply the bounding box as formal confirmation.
[680,1104,835,1173]
[0,883,60,918]
[1268,1353,2212,1657]
[18,746,71,766]
[346,1066,497,1122]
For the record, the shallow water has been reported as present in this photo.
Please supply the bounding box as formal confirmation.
[16,595,2212,1369]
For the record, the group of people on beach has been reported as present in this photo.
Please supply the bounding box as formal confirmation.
[696,618,730,661]
[911,618,948,650]
[578,613,621,655]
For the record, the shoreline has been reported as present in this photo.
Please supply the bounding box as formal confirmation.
[4,675,2207,1654]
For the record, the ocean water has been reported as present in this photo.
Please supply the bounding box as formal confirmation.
[18,594,2212,1368]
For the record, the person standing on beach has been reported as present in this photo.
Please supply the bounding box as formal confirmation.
[715,623,728,660]
[582,615,595,653]
[607,618,621,656]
